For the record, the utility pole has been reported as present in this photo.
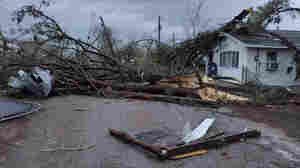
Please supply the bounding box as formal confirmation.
[158,16,161,48]
[172,32,176,47]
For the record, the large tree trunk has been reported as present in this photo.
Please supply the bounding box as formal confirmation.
[107,90,218,107]
[93,81,202,98]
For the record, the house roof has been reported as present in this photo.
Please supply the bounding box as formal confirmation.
[229,30,300,48]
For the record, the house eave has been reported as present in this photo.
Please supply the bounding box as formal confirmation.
[245,45,288,49]
[220,32,291,49]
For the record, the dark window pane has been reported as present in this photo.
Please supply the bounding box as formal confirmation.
[266,52,278,71]
[220,51,239,68]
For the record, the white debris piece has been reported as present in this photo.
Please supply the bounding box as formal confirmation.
[182,118,215,144]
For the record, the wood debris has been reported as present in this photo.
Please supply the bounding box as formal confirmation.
[40,144,96,152]
[108,128,261,160]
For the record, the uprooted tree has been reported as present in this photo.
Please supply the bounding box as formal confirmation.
[170,0,300,79]
[0,1,212,103]
[5,2,148,85]
[166,7,250,74]
[1,0,300,106]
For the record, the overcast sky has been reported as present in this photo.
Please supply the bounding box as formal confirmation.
[1,0,300,42]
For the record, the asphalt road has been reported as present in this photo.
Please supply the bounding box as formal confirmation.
[0,95,299,168]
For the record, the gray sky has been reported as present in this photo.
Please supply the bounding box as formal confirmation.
[1,0,300,42]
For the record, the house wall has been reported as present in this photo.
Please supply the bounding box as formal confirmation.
[213,36,247,82]
[246,48,300,86]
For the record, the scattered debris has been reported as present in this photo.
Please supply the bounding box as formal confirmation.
[203,131,225,141]
[166,130,261,159]
[109,128,166,158]
[73,107,89,111]
[40,144,96,152]
[109,126,261,160]
[157,73,201,88]
[0,100,40,122]
[8,67,53,97]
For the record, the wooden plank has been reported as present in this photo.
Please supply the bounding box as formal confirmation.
[108,128,167,158]
[169,149,208,160]
[109,128,261,160]
[166,130,261,157]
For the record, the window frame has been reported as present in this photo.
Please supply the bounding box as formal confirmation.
[266,51,278,71]
[219,51,239,68]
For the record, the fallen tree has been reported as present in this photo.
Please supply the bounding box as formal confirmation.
[1,1,297,107]
[7,3,148,83]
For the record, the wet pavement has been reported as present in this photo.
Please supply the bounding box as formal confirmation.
[0,95,299,168]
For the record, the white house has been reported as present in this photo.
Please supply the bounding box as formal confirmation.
[212,30,300,86]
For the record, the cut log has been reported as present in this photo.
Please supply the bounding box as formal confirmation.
[107,90,218,107]
[200,82,248,93]
[93,80,202,98]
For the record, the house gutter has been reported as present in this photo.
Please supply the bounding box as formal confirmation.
[220,32,289,49]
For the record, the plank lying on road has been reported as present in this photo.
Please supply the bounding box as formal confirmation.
[109,128,261,160]
[167,130,261,157]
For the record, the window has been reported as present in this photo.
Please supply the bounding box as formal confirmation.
[220,52,225,66]
[266,52,278,71]
[219,51,239,68]
[232,52,239,68]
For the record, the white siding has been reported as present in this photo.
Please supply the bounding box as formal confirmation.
[246,48,300,86]
[213,36,247,82]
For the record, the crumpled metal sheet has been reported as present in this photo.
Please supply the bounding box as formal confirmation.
[0,100,40,122]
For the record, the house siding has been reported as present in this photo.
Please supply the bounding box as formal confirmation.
[246,48,300,86]
[213,36,247,82]
[212,34,300,86]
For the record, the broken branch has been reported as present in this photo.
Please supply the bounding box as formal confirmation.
[40,144,96,152]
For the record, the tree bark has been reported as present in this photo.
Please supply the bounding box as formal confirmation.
[106,90,218,107]
[93,81,202,98]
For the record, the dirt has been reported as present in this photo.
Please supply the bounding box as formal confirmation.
[0,118,29,163]
[0,95,299,168]
[229,103,300,139]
